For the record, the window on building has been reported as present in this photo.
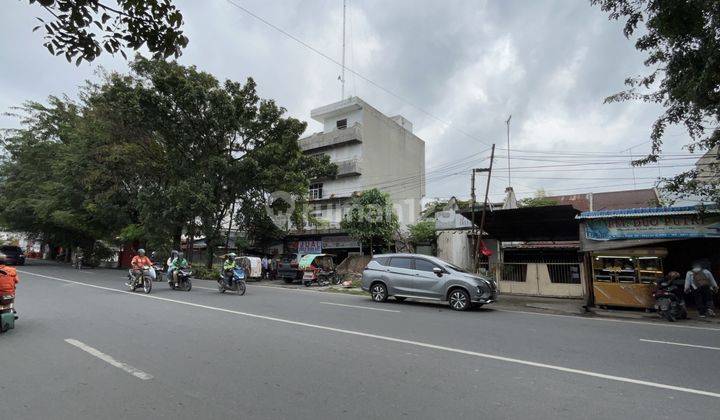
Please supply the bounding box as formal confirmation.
[336,118,348,130]
[309,183,323,200]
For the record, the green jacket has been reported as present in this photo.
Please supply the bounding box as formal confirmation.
[171,258,188,269]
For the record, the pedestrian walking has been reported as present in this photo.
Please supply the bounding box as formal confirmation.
[684,263,718,318]
[261,255,269,279]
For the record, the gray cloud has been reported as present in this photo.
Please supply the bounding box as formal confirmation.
[0,0,696,202]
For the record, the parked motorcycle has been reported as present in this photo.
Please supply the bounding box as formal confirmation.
[653,279,687,322]
[218,267,246,295]
[0,294,16,333]
[126,266,153,294]
[168,267,192,291]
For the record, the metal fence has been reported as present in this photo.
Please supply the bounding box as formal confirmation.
[480,262,581,284]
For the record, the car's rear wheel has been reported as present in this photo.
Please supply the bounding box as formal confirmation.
[448,288,470,311]
[370,282,388,302]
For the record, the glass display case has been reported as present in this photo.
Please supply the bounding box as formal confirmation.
[590,248,667,308]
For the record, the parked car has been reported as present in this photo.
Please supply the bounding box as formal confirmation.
[0,246,25,266]
[361,253,497,311]
[277,253,303,283]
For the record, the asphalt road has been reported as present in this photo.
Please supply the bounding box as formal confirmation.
[2,262,720,419]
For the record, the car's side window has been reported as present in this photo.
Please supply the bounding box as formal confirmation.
[414,259,438,273]
[388,257,413,270]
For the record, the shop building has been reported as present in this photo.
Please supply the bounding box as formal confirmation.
[578,205,720,308]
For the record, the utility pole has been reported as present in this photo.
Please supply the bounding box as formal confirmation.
[505,115,512,187]
[340,0,347,100]
[470,144,496,273]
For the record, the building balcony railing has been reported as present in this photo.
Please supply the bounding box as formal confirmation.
[299,123,362,153]
[334,157,361,178]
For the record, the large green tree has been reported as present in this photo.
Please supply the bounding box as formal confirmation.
[592,0,720,204]
[340,189,399,256]
[0,56,335,264]
[27,0,188,64]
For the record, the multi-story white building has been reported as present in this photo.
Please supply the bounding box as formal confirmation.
[292,97,426,255]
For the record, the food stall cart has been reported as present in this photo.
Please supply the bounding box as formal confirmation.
[578,205,720,309]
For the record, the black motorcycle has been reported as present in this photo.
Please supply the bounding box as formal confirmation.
[0,294,16,333]
[168,267,192,292]
[653,280,687,322]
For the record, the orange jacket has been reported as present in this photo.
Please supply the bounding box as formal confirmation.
[131,255,152,270]
[0,265,18,295]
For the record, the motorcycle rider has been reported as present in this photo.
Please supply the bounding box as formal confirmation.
[222,253,238,285]
[166,250,179,285]
[0,265,18,318]
[170,252,189,288]
[128,248,153,287]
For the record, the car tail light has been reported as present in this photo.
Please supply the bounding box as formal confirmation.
[290,262,298,268]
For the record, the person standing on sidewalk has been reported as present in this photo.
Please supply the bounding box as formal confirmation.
[261,255,269,279]
[684,263,718,318]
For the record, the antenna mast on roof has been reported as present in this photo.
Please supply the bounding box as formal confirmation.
[340,0,347,100]
[505,115,512,188]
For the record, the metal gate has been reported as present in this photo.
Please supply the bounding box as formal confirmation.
[487,262,585,297]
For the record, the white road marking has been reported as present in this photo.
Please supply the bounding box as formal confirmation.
[20,270,720,399]
[64,338,154,380]
[640,339,720,351]
[319,301,400,313]
[493,308,720,332]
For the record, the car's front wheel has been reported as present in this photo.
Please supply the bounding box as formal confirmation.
[448,288,471,311]
[370,282,388,302]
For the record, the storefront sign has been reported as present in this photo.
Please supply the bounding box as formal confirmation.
[585,213,720,241]
[321,235,360,249]
[298,240,322,254]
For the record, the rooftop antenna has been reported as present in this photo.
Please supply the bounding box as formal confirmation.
[505,115,512,188]
[340,0,347,100]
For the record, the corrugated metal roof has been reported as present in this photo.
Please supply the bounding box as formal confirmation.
[577,205,719,219]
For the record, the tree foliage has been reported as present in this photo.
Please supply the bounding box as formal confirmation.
[340,189,399,255]
[519,189,558,207]
[408,220,436,245]
[592,0,720,203]
[0,56,334,261]
[28,0,188,64]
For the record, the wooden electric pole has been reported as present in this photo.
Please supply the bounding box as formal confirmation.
[470,144,495,273]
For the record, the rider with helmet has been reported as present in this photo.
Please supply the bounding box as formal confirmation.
[222,253,237,284]
[170,251,189,287]
[128,248,153,286]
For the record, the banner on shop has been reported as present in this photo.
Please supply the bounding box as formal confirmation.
[585,213,720,241]
[322,235,360,249]
[298,240,322,254]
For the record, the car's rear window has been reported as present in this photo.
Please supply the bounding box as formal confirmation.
[388,257,413,270]
[281,254,298,263]
[372,256,390,266]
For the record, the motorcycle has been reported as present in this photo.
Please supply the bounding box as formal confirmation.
[126,266,153,294]
[0,294,16,334]
[168,267,192,291]
[653,280,687,322]
[218,267,246,295]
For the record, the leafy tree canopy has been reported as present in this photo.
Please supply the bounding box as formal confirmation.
[519,189,558,207]
[592,0,720,204]
[340,188,399,255]
[408,220,436,245]
[28,0,188,64]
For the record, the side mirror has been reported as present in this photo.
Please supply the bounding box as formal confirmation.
[433,267,443,277]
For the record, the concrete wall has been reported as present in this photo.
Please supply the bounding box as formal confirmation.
[437,230,472,271]
[359,103,425,226]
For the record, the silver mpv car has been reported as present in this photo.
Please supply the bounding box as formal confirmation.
[361,254,498,311]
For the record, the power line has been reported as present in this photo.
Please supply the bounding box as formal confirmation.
[222,0,493,146]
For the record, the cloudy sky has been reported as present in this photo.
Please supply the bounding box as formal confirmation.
[1,0,699,203]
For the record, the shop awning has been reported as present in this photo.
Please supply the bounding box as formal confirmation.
[459,205,580,242]
[577,204,719,219]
